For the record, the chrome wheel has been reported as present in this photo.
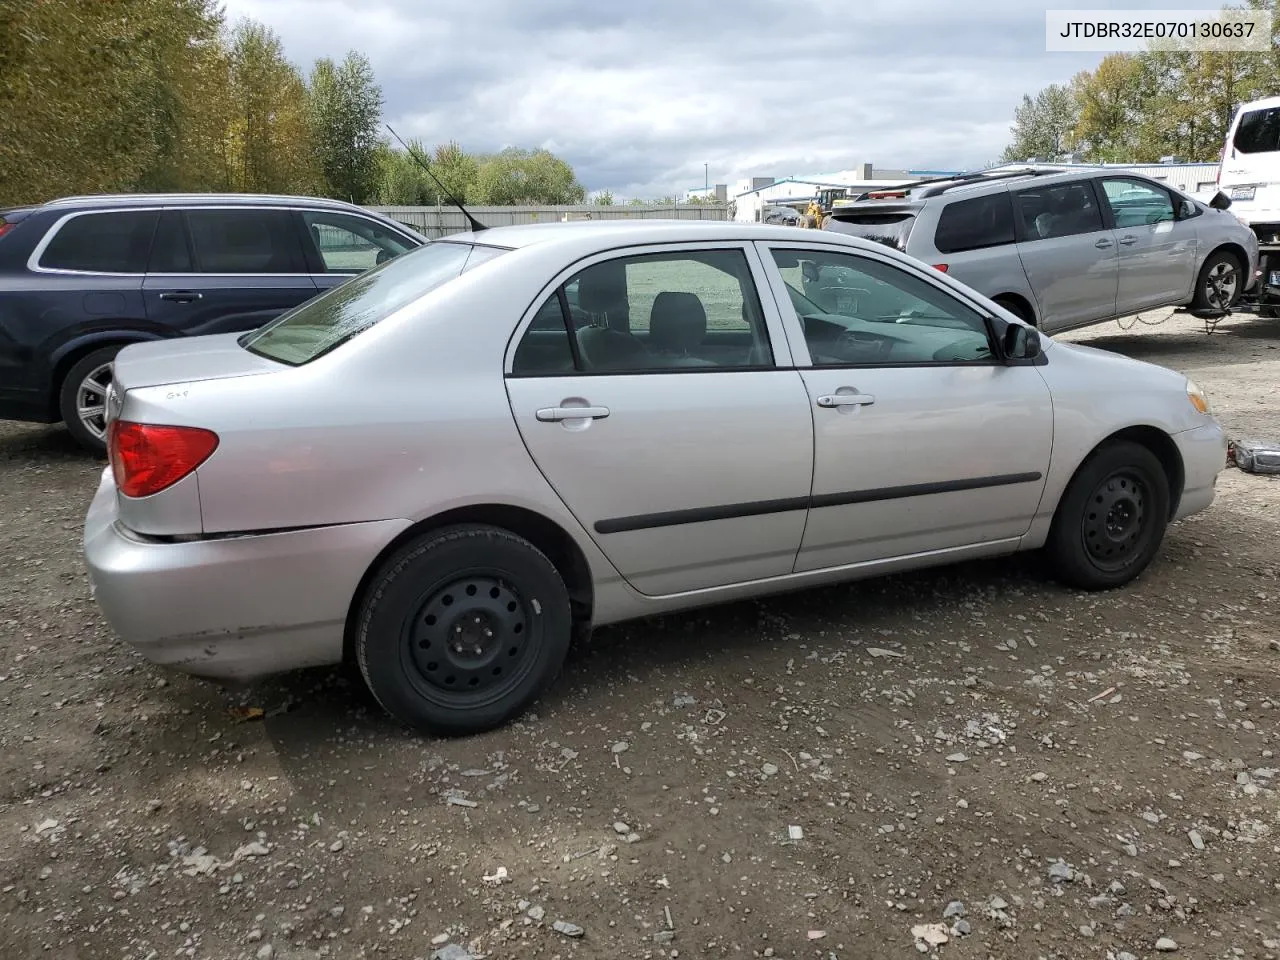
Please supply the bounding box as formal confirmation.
[76,362,113,441]
[1203,260,1238,310]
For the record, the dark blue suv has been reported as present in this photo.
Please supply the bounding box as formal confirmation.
[0,194,425,452]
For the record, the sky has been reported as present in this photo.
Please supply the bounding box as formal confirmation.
[217,0,1218,199]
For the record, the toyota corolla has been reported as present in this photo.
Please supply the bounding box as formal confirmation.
[83,220,1227,735]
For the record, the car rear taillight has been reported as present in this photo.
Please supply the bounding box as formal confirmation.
[932,263,949,272]
[107,421,219,498]
[0,222,15,240]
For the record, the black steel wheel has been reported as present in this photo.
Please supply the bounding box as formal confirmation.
[406,575,537,706]
[356,524,573,736]
[1046,440,1170,590]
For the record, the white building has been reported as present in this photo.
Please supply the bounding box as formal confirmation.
[725,162,968,222]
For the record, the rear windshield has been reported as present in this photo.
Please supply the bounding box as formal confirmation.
[241,241,506,366]
[1233,106,1280,154]
[825,211,917,252]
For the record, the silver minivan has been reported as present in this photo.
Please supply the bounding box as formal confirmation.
[822,168,1259,334]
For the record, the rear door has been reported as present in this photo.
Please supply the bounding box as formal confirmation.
[1096,176,1198,314]
[142,207,318,336]
[1010,179,1118,332]
[504,242,815,597]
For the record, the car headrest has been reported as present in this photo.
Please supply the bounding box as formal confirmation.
[576,261,629,316]
[649,292,707,355]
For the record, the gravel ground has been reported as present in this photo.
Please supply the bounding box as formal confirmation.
[0,308,1277,960]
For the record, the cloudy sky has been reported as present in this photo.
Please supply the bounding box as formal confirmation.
[218,0,1212,198]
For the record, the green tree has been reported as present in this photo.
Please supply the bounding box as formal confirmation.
[1001,83,1078,162]
[471,147,585,204]
[592,189,615,205]
[0,0,229,204]
[308,51,383,202]
[221,18,320,194]
[1071,54,1148,161]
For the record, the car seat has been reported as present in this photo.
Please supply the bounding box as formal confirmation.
[649,292,715,366]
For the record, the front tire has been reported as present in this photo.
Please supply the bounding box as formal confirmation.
[355,524,573,736]
[1046,441,1171,590]
[58,345,121,455]
[1191,250,1243,312]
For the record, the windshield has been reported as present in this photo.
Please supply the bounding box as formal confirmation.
[823,211,917,252]
[241,241,506,365]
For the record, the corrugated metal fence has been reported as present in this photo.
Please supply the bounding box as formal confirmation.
[368,204,729,239]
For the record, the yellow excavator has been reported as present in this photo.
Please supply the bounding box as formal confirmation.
[800,187,857,227]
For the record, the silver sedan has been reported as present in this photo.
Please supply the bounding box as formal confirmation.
[83,221,1228,735]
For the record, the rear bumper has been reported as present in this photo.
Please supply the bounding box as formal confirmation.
[1171,420,1228,522]
[82,468,409,682]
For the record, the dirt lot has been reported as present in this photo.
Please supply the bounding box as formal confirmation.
[1,309,1277,960]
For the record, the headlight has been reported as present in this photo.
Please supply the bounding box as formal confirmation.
[1186,378,1211,415]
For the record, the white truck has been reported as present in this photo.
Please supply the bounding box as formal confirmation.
[1217,95,1280,316]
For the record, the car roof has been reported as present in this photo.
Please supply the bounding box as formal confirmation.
[445,218,878,252]
[843,166,1170,207]
[35,193,377,212]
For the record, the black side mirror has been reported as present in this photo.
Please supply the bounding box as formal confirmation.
[1209,191,1232,210]
[1002,323,1041,362]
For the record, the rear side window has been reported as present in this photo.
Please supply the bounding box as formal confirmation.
[185,209,307,274]
[1233,106,1280,154]
[301,210,416,274]
[825,211,916,252]
[1012,182,1104,240]
[37,211,159,273]
[933,193,1016,254]
[241,241,504,365]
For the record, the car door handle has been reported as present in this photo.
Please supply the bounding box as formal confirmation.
[536,405,610,422]
[817,393,875,408]
[159,291,203,303]
[1118,236,1138,246]
[1095,238,1113,249]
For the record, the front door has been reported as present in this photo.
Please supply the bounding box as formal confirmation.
[1097,177,1198,314]
[757,241,1054,572]
[1010,178,1119,331]
[504,243,815,597]
[142,208,318,336]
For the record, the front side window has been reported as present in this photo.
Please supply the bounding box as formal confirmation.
[38,211,159,273]
[769,247,994,366]
[1012,181,1105,241]
[242,241,500,365]
[1100,178,1175,228]
[933,193,1016,254]
[186,209,307,274]
[302,210,416,274]
[510,249,773,375]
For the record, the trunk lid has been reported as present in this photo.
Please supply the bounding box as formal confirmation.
[111,333,282,392]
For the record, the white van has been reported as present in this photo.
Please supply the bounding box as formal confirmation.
[1219,95,1280,230]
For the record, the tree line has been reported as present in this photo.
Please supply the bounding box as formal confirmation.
[1003,0,1279,164]
[0,0,586,207]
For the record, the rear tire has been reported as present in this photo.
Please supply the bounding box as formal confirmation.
[1045,441,1170,590]
[58,345,121,456]
[1191,249,1243,312]
[355,524,573,736]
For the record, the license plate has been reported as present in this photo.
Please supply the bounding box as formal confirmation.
[1231,186,1256,201]
[1269,270,1280,286]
